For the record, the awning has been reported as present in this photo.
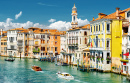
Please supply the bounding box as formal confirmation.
[123,52,129,56]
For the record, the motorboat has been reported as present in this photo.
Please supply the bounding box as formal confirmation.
[61,62,69,66]
[5,58,15,62]
[56,72,74,80]
[31,65,42,71]
[55,62,62,66]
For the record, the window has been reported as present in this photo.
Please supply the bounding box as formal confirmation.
[94,26,95,32]
[129,36,130,41]
[55,47,57,51]
[107,53,110,64]
[1,42,3,45]
[107,24,110,31]
[10,37,14,42]
[107,40,109,47]
[41,47,45,51]
[55,41,57,45]
[79,54,80,57]
[91,27,92,32]
[102,23,104,31]
[46,53,47,55]
[84,53,86,57]
[96,26,98,31]
[84,31,87,36]
[4,42,7,45]
[11,45,14,49]
[74,16,75,21]
[55,36,57,39]
[85,38,87,44]
[127,12,130,17]
[99,25,100,31]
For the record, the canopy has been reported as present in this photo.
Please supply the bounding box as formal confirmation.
[123,52,129,56]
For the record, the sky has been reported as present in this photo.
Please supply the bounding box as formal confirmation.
[0,0,130,31]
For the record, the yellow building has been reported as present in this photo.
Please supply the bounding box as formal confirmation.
[1,35,7,56]
[89,7,130,72]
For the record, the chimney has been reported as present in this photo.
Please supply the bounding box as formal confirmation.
[22,27,23,29]
[93,17,94,21]
[116,7,120,19]
[98,13,101,18]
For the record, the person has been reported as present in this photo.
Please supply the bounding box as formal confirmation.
[58,71,61,74]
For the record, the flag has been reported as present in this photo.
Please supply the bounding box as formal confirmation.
[123,52,129,56]
[91,42,92,48]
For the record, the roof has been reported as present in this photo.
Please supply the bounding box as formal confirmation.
[8,27,26,31]
[68,24,90,31]
[18,30,29,33]
[92,7,130,21]
[28,27,41,29]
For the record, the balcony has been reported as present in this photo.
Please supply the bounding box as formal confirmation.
[18,43,23,46]
[120,59,129,63]
[68,43,78,46]
[33,48,40,53]
[106,47,110,50]
[35,37,40,39]
[106,30,111,34]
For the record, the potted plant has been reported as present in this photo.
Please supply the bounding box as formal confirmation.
[97,56,101,61]
[106,56,111,61]
[101,58,104,62]
[92,55,95,60]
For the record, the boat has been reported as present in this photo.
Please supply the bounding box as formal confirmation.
[31,65,42,71]
[5,58,15,62]
[56,72,74,80]
[61,62,69,66]
[55,62,62,66]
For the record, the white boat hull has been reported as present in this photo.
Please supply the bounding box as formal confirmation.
[56,73,74,80]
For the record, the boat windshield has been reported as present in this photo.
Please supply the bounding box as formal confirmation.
[36,67,40,69]
[64,74,70,76]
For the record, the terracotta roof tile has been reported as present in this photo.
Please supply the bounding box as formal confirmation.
[93,7,130,21]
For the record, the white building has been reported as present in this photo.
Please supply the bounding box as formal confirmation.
[121,10,130,75]
[7,27,25,57]
[59,32,66,60]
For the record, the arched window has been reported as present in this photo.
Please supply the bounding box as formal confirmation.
[85,38,87,44]
[84,31,87,36]
[74,16,75,21]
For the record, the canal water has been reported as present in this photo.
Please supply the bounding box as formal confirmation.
[0,56,129,83]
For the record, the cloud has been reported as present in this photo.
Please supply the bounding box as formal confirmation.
[48,19,56,22]
[77,18,89,26]
[48,21,71,31]
[37,2,56,7]
[15,11,22,20]
[48,18,90,31]
[0,18,47,30]
[0,17,89,31]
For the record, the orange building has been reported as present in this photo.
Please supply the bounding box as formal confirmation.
[48,31,61,57]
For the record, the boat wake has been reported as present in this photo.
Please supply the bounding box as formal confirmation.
[74,79,87,83]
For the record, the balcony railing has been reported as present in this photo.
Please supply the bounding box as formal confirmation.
[18,43,23,46]
[106,30,111,34]
[120,59,129,63]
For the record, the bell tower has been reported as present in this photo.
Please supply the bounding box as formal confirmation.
[71,3,78,28]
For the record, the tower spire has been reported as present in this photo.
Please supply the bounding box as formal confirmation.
[71,3,78,28]
[74,3,75,8]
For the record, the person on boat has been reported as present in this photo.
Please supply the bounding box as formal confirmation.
[58,71,61,74]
